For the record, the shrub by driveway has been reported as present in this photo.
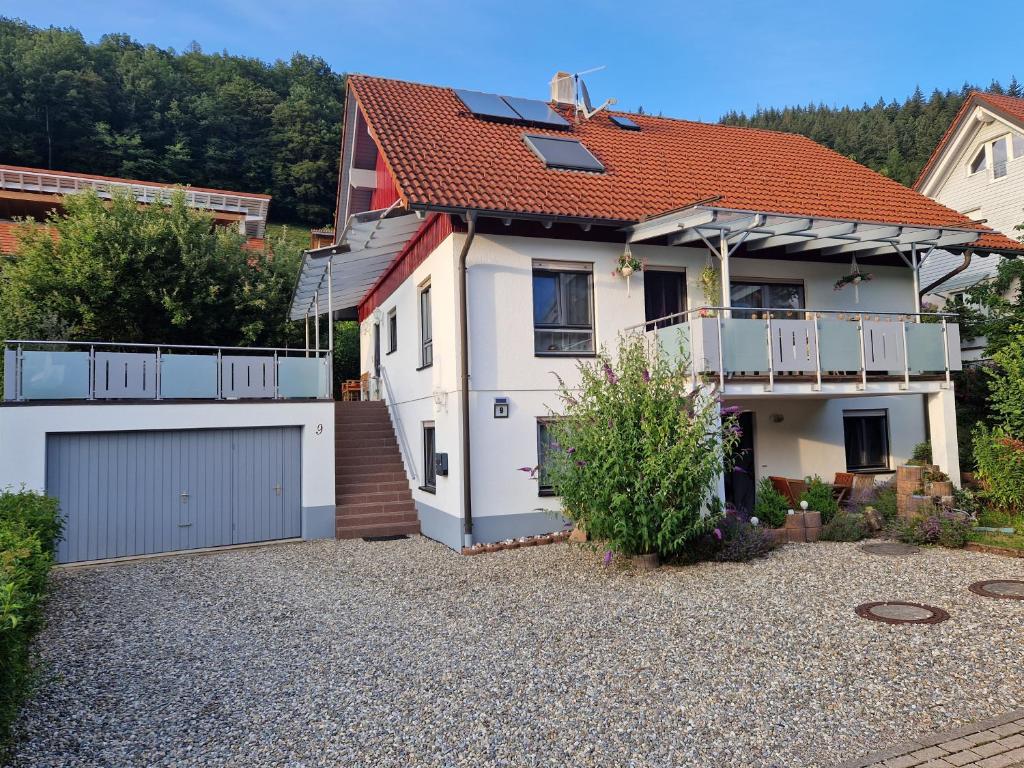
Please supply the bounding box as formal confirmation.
[9,539,1024,768]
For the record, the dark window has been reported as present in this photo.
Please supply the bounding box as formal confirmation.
[454,89,520,120]
[373,322,381,377]
[970,147,987,174]
[992,138,1008,179]
[419,285,432,367]
[422,424,436,491]
[843,410,890,472]
[610,115,641,131]
[523,135,604,172]
[502,96,570,127]
[537,420,555,495]
[644,270,686,329]
[532,264,594,355]
[387,309,397,354]
[730,280,805,319]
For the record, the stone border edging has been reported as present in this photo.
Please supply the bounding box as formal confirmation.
[965,542,1024,558]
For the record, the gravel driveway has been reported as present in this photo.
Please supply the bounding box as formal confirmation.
[9,538,1024,767]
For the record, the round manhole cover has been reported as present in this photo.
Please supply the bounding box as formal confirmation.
[968,580,1024,600]
[861,542,921,556]
[855,601,950,625]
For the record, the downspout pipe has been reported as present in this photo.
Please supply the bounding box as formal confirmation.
[920,249,973,296]
[458,211,479,548]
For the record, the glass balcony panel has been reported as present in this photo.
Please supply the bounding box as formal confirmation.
[862,320,905,372]
[3,349,15,400]
[653,322,691,365]
[221,355,276,398]
[160,354,218,399]
[722,319,768,372]
[769,319,816,372]
[278,357,329,398]
[94,352,157,399]
[906,323,946,372]
[817,320,861,371]
[21,350,90,399]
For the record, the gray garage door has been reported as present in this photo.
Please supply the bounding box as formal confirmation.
[46,427,301,563]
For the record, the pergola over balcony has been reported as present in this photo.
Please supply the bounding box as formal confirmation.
[623,205,1001,314]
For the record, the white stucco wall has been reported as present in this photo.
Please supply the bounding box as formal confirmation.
[0,400,336,537]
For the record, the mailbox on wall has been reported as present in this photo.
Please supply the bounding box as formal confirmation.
[434,452,449,476]
[493,397,509,418]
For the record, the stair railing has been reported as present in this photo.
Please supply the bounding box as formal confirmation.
[378,365,418,483]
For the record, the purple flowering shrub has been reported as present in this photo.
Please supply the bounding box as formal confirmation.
[545,333,741,558]
[711,507,778,562]
[887,503,972,548]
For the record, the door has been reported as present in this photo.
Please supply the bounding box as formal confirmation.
[724,411,756,515]
[644,270,686,329]
[46,427,301,563]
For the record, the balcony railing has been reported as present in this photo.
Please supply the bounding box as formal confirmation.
[627,307,961,392]
[2,340,331,402]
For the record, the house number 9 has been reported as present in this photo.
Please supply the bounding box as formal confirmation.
[315,424,323,435]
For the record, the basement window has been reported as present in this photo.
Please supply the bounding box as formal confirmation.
[969,147,987,175]
[843,409,890,473]
[523,134,605,172]
[421,422,436,493]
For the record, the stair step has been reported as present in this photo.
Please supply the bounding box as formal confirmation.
[335,490,412,505]
[337,508,419,525]
[335,426,396,436]
[335,446,402,458]
[336,480,410,495]
[337,471,408,484]
[336,500,417,516]
[337,454,405,467]
[336,521,420,539]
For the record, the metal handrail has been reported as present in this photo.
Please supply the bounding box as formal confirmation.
[378,365,418,482]
[5,339,318,355]
[624,305,957,333]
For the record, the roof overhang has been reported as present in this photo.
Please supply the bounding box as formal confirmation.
[288,207,423,321]
[623,206,1007,259]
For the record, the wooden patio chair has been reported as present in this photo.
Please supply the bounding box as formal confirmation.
[832,472,855,505]
[340,379,362,401]
[770,476,800,508]
[788,478,809,505]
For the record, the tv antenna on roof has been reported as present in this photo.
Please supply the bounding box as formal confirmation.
[551,67,617,119]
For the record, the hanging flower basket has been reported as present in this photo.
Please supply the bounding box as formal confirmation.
[834,272,873,291]
[614,249,642,278]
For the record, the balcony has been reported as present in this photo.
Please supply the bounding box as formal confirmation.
[632,307,961,395]
[2,340,331,402]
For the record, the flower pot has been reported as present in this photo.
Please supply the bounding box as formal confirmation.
[620,265,634,277]
[631,553,660,571]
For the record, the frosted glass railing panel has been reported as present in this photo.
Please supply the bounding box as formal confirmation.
[654,323,691,363]
[770,319,817,372]
[278,357,330,398]
[721,319,768,372]
[221,356,275,398]
[21,351,90,399]
[160,354,218,398]
[862,321,905,372]
[817,321,861,371]
[906,324,946,372]
[3,349,14,400]
[94,352,157,399]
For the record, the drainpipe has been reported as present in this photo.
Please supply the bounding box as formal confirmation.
[920,249,973,297]
[458,211,479,548]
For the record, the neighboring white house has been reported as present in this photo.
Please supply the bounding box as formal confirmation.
[914,92,1024,358]
[293,73,1024,552]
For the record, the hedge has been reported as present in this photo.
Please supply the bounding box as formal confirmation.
[0,490,62,755]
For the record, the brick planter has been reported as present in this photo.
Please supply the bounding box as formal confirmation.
[784,512,807,543]
[924,480,954,497]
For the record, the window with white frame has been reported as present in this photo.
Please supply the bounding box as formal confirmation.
[969,147,987,175]
[418,282,432,368]
[421,422,436,492]
[386,308,397,354]
[992,137,1008,179]
[532,261,595,355]
[843,409,890,472]
[1013,132,1024,160]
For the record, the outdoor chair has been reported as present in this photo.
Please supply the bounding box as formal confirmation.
[770,476,800,508]
[832,472,855,505]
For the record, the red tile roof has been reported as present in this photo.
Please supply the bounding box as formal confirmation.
[349,76,1016,250]
[914,91,1024,191]
[0,221,20,253]
[0,163,271,200]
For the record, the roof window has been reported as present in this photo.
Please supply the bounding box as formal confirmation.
[523,134,605,172]
[969,147,987,175]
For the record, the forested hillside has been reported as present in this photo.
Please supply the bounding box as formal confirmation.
[721,80,1021,187]
[0,17,345,225]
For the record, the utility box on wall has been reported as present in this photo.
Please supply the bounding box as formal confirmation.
[493,397,509,418]
[434,452,449,476]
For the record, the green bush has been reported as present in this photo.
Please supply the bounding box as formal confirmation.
[547,333,740,558]
[0,490,61,754]
[887,504,971,548]
[713,511,778,562]
[973,426,1024,515]
[910,441,932,465]
[799,475,840,524]
[753,477,788,528]
[820,512,868,542]
[871,482,899,522]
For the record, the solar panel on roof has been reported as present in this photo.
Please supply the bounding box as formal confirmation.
[454,89,521,121]
[501,96,570,128]
[523,135,605,172]
[610,115,641,131]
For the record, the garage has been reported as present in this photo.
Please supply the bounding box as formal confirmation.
[46,426,302,563]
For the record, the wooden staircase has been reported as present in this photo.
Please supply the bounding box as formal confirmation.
[335,401,420,539]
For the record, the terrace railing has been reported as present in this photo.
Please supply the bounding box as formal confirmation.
[626,307,961,392]
[2,340,331,402]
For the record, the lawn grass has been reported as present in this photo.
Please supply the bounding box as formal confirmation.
[968,530,1024,551]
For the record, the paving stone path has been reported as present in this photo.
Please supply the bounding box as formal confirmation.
[837,710,1024,768]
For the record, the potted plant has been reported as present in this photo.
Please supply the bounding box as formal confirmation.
[614,246,643,296]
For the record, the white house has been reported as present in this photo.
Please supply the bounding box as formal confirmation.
[914,91,1024,358]
[290,74,1024,552]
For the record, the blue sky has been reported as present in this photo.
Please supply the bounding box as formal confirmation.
[4,0,1019,119]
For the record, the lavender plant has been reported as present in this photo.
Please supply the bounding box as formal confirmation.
[546,333,740,558]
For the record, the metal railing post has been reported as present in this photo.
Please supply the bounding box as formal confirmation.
[217,348,223,400]
[716,313,726,392]
[273,351,279,400]
[857,314,867,391]
[155,347,162,400]
[941,317,951,389]
[15,343,23,402]
[764,312,774,392]
[812,313,822,392]
[900,319,910,390]
[88,344,95,400]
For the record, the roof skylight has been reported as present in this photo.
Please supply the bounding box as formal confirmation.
[523,135,605,172]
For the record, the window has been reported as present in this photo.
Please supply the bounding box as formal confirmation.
[1013,132,1024,160]
[532,261,595,355]
[537,420,556,495]
[992,137,1008,179]
[419,283,432,368]
[843,409,890,472]
[644,269,687,329]
[386,309,397,354]
[730,280,805,319]
[523,135,605,172]
[421,423,436,492]
[969,147,987,175]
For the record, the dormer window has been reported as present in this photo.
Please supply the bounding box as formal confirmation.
[969,147,987,175]
[992,137,1008,179]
